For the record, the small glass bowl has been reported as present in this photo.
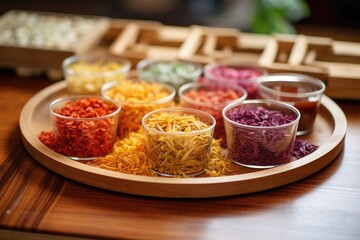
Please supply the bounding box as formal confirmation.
[178,81,247,146]
[50,96,121,160]
[101,79,176,138]
[223,99,300,168]
[136,59,202,92]
[203,63,267,99]
[142,107,216,177]
[63,54,131,95]
[257,73,326,135]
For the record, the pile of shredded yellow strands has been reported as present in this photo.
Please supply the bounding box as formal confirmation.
[88,129,232,177]
[103,80,174,138]
[144,112,212,176]
[147,112,209,132]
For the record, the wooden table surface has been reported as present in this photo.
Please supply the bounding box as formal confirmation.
[0,70,359,240]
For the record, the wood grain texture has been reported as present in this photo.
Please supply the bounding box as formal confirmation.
[0,72,50,160]
[0,143,65,229]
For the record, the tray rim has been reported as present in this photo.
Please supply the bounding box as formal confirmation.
[19,80,347,198]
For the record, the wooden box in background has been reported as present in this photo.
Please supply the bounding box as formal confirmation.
[0,10,110,79]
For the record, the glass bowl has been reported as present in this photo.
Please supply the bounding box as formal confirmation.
[136,59,202,93]
[257,73,326,135]
[63,54,131,95]
[101,79,176,138]
[178,81,247,146]
[50,96,121,160]
[223,99,300,168]
[142,107,216,177]
[203,63,267,99]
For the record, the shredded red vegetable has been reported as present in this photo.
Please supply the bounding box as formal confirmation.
[39,97,118,158]
[38,131,59,152]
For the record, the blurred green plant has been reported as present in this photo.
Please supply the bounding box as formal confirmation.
[251,0,310,34]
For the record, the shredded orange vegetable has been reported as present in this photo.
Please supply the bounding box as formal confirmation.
[89,130,155,176]
[88,130,232,177]
[103,80,174,138]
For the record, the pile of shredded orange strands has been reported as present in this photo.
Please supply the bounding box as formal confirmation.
[103,80,174,139]
[88,129,232,177]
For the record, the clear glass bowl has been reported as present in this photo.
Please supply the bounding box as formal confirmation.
[101,79,176,138]
[223,99,300,168]
[178,81,247,146]
[63,54,131,95]
[136,59,202,93]
[50,96,121,160]
[257,73,326,135]
[142,107,216,177]
[203,63,267,99]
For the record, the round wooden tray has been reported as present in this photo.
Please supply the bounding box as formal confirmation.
[20,81,347,198]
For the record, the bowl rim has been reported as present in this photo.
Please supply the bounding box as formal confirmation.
[62,54,131,77]
[142,107,216,136]
[203,62,268,81]
[222,99,301,130]
[257,73,326,98]
[178,81,248,108]
[136,58,203,79]
[50,95,121,120]
[101,79,176,105]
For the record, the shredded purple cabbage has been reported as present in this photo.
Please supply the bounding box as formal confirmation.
[292,139,319,159]
[226,107,295,126]
[225,107,297,166]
